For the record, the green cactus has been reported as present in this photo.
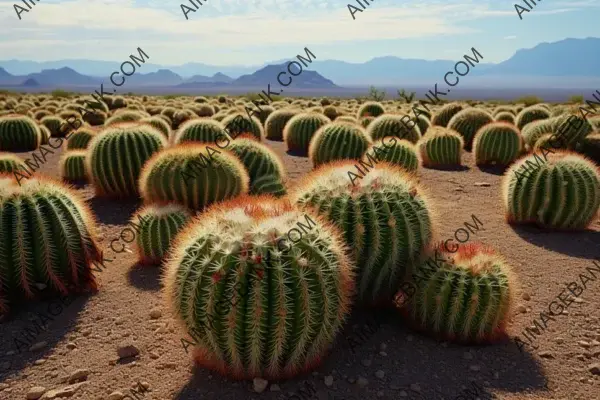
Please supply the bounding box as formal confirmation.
[0,115,41,151]
[551,113,593,150]
[515,105,551,130]
[251,174,287,197]
[86,123,167,198]
[194,104,216,118]
[0,153,26,174]
[139,143,250,211]
[139,117,170,140]
[252,105,274,125]
[492,106,515,117]
[494,111,515,125]
[472,122,523,166]
[59,150,88,182]
[174,119,230,145]
[533,133,563,152]
[39,125,51,145]
[172,109,197,130]
[521,117,556,148]
[357,101,385,118]
[283,113,330,155]
[323,105,338,121]
[413,114,430,136]
[291,162,434,305]
[222,113,263,140]
[163,196,354,379]
[309,122,372,168]
[336,115,357,124]
[67,126,97,150]
[589,116,600,131]
[363,137,420,172]
[226,136,286,194]
[367,114,421,144]
[132,203,191,265]
[401,242,516,343]
[580,133,600,164]
[417,126,464,167]
[503,151,600,229]
[360,116,374,128]
[105,111,147,126]
[431,103,464,127]
[0,175,102,314]
[447,108,494,151]
[40,116,65,137]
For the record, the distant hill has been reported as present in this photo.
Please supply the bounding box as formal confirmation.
[27,67,100,86]
[184,72,234,84]
[231,64,337,88]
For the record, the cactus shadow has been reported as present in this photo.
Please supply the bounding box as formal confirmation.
[88,196,141,226]
[510,224,600,260]
[285,149,309,158]
[424,164,470,172]
[478,164,508,176]
[126,262,163,292]
[0,292,92,385]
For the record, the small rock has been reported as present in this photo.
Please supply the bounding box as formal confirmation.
[324,376,334,387]
[34,359,46,366]
[474,182,491,187]
[357,377,368,387]
[117,343,140,360]
[66,343,77,350]
[107,392,124,400]
[517,305,527,314]
[361,359,372,367]
[40,382,86,399]
[68,368,90,383]
[379,351,387,357]
[26,386,46,400]
[139,382,150,390]
[589,363,600,375]
[469,365,481,372]
[149,308,161,319]
[539,351,554,359]
[555,337,565,345]
[410,383,421,392]
[29,342,47,352]
[574,297,584,303]
[579,341,591,349]
[522,292,531,301]
[253,378,268,393]
[375,370,385,379]
[270,384,280,392]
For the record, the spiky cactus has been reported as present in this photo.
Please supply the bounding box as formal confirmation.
[494,111,515,125]
[492,106,515,117]
[141,117,171,140]
[502,151,600,229]
[580,133,600,164]
[105,111,146,126]
[413,114,430,136]
[533,133,562,151]
[357,102,385,118]
[431,103,464,127]
[283,113,330,155]
[39,125,51,145]
[521,118,556,148]
[360,116,374,128]
[222,113,263,140]
[447,108,494,151]
[367,114,421,144]
[551,113,593,150]
[87,123,167,198]
[0,115,41,151]
[265,109,299,141]
[364,137,420,172]
[336,116,357,124]
[163,196,354,379]
[309,122,372,168]
[226,136,286,194]
[251,174,287,197]
[67,126,97,150]
[0,175,102,314]
[132,203,191,265]
[417,126,464,167]
[291,162,434,305]
[174,119,230,145]
[59,150,88,182]
[139,144,250,211]
[515,105,551,130]
[472,122,523,166]
[40,116,65,137]
[400,242,516,344]
[0,153,26,174]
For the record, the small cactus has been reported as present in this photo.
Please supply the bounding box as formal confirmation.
[67,126,97,150]
[174,119,230,145]
[309,122,372,168]
[283,112,330,155]
[222,113,263,140]
[431,103,464,127]
[141,116,171,140]
[551,113,593,150]
[494,111,515,125]
[39,125,51,145]
[40,116,65,137]
[366,114,421,144]
[447,108,494,151]
[363,137,420,172]
[265,109,300,140]
[0,115,41,151]
[472,122,523,166]
[413,114,431,136]
[515,105,551,130]
[521,118,556,148]
[0,153,26,174]
[251,174,287,197]
[357,102,385,118]
[502,151,600,229]
[59,150,88,182]
[417,126,464,167]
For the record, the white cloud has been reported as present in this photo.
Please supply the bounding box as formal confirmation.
[504,35,517,40]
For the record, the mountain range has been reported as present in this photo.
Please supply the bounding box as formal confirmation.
[1,37,599,93]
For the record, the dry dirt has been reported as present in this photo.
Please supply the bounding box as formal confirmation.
[1,137,599,400]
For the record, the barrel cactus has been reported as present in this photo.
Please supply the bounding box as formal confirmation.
[227,136,286,195]
[309,122,372,168]
[67,126,97,150]
[431,103,464,127]
[40,116,65,137]
[265,109,300,141]
[400,242,516,343]
[39,125,51,145]
[494,111,515,125]
[59,150,87,182]
[367,114,421,144]
[222,113,263,140]
[174,119,230,145]
[533,133,562,152]
[105,111,147,126]
[447,108,494,151]
[521,118,556,148]
[357,102,385,118]
[139,143,249,211]
[413,114,430,136]
[417,126,464,167]
[472,122,523,166]
[503,151,600,229]
[515,105,551,130]
[551,113,593,150]
[283,113,330,155]
[0,115,42,152]
[0,175,102,314]
[580,133,600,164]
[291,162,434,305]
[492,106,515,117]
[0,153,26,174]
[251,174,287,197]
[364,137,420,172]
[163,196,354,379]
[337,116,357,124]
[141,116,171,140]
[132,203,191,265]
[87,123,167,198]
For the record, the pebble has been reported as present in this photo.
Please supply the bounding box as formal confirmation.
[107,392,124,400]
[29,342,47,352]
[522,292,531,301]
[67,369,90,383]
[361,359,372,367]
[149,308,162,319]
[26,386,46,400]
[588,363,600,375]
[66,343,77,350]
[469,365,481,372]
[117,343,140,360]
[252,378,268,393]
[375,370,385,379]
[474,182,491,187]
[324,376,334,387]
[517,305,527,314]
[578,341,591,349]
[357,377,368,387]
[539,351,555,359]
[40,382,86,399]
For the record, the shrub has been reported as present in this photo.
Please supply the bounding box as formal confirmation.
[309,122,372,168]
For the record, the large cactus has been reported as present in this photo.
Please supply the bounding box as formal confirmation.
[139,143,249,211]
[163,196,354,379]
[174,119,230,145]
[503,151,600,229]
[0,115,41,151]
[0,153,26,174]
[472,122,523,166]
[417,126,464,167]
[283,112,330,155]
[0,175,102,314]
[431,103,464,127]
[141,116,171,140]
[551,113,593,150]
[291,162,434,305]
[86,123,167,198]
[132,203,191,265]
[67,126,97,150]
[494,111,515,125]
[364,137,420,172]
[265,109,300,141]
[521,117,556,148]
[222,113,263,140]
[309,122,372,168]
[515,105,551,130]
[366,114,421,144]
[40,116,65,137]
[59,150,88,182]
[447,108,494,151]
[357,102,385,118]
[400,242,516,343]
[580,133,600,164]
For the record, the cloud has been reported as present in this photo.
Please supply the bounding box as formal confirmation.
[504,35,517,40]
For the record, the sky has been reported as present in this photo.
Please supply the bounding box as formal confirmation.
[0,0,598,66]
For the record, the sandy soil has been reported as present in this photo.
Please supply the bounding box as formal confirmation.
[0,137,599,400]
